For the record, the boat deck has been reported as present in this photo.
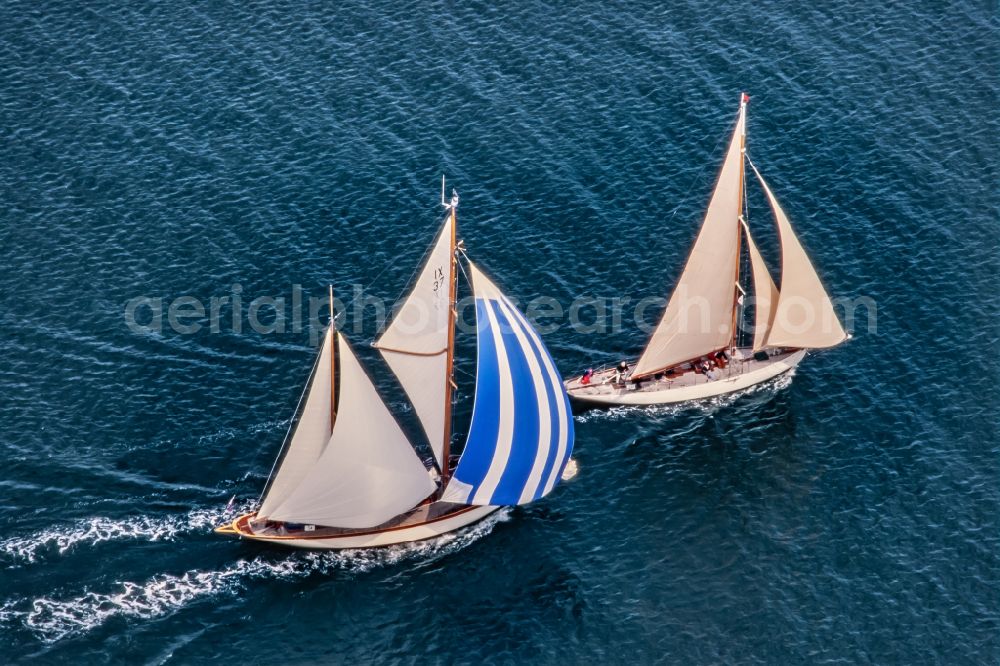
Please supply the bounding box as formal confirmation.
[564,348,800,398]
[223,500,478,541]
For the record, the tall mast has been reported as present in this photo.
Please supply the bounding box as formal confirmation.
[440,187,459,486]
[329,285,336,427]
[729,93,749,356]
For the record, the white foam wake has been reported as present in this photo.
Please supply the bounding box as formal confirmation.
[0,501,255,564]
[5,508,510,644]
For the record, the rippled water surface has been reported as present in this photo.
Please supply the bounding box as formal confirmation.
[1,1,997,663]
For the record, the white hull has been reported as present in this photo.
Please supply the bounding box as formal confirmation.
[565,349,806,407]
[216,503,499,550]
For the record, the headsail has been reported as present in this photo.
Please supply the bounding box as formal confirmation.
[258,327,334,518]
[742,221,779,351]
[750,165,848,349]
[442,263,574,506]
[632,99,748,377]
[373,210,454,468]
[265,334,436,528]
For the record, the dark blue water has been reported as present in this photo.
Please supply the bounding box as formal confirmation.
[1,1,997,663]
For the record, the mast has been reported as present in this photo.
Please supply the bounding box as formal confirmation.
[630,96,750,380]
[329,285,336,426]
[374,183,457,471]
[729,92,749,357]
[440,184,459,486]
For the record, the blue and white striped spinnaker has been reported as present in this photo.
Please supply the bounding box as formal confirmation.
[441,262,574,506]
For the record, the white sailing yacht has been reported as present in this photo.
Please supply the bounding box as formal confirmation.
[216,187,574,549]
[565,94,848,407]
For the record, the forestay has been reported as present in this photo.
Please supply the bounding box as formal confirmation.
[374,210,454,467]
[258,327,334,518]
[751,165,848,349]
[266,334,436,528]
[632,101,747,377]
[442,263,574,506]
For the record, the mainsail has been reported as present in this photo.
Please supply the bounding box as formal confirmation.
[264,334,436,528]
[442,263,574,506]
[742,221,780,351]
[373,209,455,468]
[632,100,748,377]
[258,327,334,518]
[751,165,848,349]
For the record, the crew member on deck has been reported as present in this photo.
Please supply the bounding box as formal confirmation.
[613,361,629,385]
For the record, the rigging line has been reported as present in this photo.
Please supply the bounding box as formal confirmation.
[334,259,392,319]
[456,246,473,285]
[379,209,451,327]
[745,154,765,176]
[657,110,736,242]
[642,108,746,334]
[330,213,444,342]
[235,208,445,503]
[250,327,328,507]
[451,250,477,376]
[738,149,752,351]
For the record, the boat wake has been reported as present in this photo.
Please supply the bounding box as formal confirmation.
[2,508,511,644]
[0,501,257,565]
[573,370,796,423]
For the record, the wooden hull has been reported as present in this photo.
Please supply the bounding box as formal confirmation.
[564,349,806,407]
[214,502,499,550]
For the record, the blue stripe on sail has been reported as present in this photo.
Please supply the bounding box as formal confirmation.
[501,294,573,500]
[483,300,540,505]
[452,289,575,506]
[496,295,557,501]
[451,298,502,501]
[517,308,563,500]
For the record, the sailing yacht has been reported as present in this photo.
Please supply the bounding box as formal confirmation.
[216,187,574,549]
[565,94,848,407]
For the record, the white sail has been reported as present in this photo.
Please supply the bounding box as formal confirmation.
[751,166,848,349]
[258,327,334,518]
[742,221,779,351]
[373,210,453,467]
[632,100,747,377]
[266,334,436,528]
